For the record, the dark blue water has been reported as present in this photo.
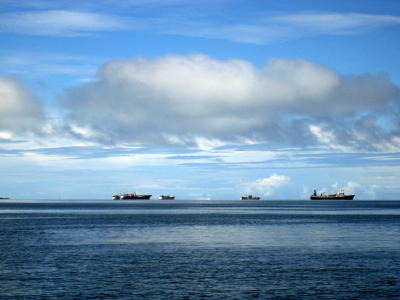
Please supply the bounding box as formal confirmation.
[1,200,399,299]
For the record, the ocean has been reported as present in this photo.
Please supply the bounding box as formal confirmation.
[1,200,399,299]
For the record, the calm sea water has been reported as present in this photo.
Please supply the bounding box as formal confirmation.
[1,200,399,299]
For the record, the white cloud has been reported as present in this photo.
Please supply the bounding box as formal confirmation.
[332,181,362,194]
[192,137,226,151]
[247,174,290,196]
[0,131,13,139]
[0,76,46,134]
[60,54,400,150]
[61,54,336,144]
[309,125,335,144]
[344,181,362,193]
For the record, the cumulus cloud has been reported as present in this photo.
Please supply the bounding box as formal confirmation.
[59,54,400,150]
[247,174,290,196]
[0,76,46,135]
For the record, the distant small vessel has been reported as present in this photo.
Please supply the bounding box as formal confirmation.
[158,195,175,200]
[310,189,354,200]
[240,195,260,200]
[113,193,151,200]
[0,197,9,200]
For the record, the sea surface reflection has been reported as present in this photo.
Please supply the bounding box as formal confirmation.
[1,200,399,299]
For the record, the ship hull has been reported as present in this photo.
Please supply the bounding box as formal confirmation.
[240,196,260,200]
[310,195,354,200]
[121,195,151,200]
[113,193,152,200]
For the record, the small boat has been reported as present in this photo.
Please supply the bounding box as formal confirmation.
[158,195,175,200]
[310,189,354,200]
[113,193,151,200]
[0,197,10,200]
[240,195,260,200]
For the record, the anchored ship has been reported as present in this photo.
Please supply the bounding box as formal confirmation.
[112,193,151,200]
[158,195,175,200]
[310,189,354,200]
[0,197,9,200]
[240,195,260,200]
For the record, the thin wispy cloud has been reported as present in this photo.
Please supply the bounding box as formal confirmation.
[0,52,101,77]
[1,7,400,43]
[271,12,400,33]
[0,0,198,10]
[164,12,400,44]
[0,10,130,36]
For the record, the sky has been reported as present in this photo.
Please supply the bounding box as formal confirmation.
[1,0,400,200]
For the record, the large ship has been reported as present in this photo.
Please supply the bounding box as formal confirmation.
[158,195,175,200]
[310,189,354,200]
[113,193,151,200]
[240,195,260,200]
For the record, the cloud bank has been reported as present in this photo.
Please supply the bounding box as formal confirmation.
[60,54,400,151]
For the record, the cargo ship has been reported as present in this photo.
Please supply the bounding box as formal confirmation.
[310,189,354,200]
[240,195,260,200]
[158,195,175,200]
[113,193,151,200]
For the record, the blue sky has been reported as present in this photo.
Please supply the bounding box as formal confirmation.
[1,0,400,199]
